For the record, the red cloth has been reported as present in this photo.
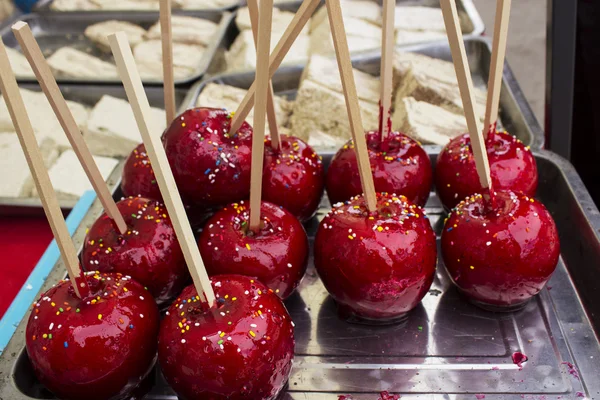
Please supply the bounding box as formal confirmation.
[0,216,53,319]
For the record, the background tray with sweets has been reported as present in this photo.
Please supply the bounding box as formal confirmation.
[1,149,599,399]
[0,11,232,86]
[209,0,484,76]
[0,83,188,216]
[33,0,243,14]
[186,37,545,150]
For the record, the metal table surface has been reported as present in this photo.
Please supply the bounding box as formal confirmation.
[1,150,600,399]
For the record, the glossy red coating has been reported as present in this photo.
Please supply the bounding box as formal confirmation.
[25,272,159,400]
[162,107,253,209]
[82,197,190,306]
[314,193,437,322]
[435,131,538,210]
[121,143,162,201]
[158,275,295,400]
[326,131,433,207]
[198,201,309,299]
[441,190,560,309]
[263,135,325,221]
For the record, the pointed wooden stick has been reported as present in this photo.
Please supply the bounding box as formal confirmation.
[440,0,494,206]
[109,32,215,305]
[160,0,176,124]
[483,0,511,139]
[247,0,280,150]
[0,38,89,299]
[229,0,320,134]
[326,0,377,211]
[249,0,273,231]
[379,0,394,140]
[13,21,127,235]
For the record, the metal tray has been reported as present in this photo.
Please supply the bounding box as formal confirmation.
[1,148,600,399]
[0,11,233,86]
[33,0,242,14]
[213,0,485,75]
[186,37,545,149]
[0,83,188,216]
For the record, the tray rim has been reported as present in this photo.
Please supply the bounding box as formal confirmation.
[0,148,599,399]
[0,10,234,86]
[183,36,545,149]
[0,191,97,355]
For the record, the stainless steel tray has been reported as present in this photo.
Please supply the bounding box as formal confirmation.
[33,0,242,14]
[213,0,485,75]
[0,83,188,216]
[0,11,232,86]
[1,148,599,399]
[186,37,545,149]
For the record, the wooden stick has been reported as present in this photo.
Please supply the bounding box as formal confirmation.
[160,0,176,125]
[247,0,280,150]
[483,0,511,139]
[109,32,216,305]
[229,0,320,134]
[326,0,377,211]
[379,0,395,140]
[0,38,89,299]
[13,21,127,235]
[249,0,273,231]
[440,0,494,204]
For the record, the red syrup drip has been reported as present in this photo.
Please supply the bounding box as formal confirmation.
[561,361,580,380]
[512,351,528,370]
[378,391,400,400]
[72,273,90,298]
[482,124,499,211]
[378,101,393,152]
[338,391,400,400]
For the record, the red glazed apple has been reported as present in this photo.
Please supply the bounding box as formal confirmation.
[435,130,538,210]
[26,271,159,400]
[326,131,433,207]
[198,200,309,299]
[82,197,190,306]
[121,143,162,201]
[441,190,560,311]
[314,193,437,324]
[158,275,295,400]
[263,135,325,221]
[162,107,253,210]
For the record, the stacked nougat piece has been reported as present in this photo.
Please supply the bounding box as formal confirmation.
[226,7,310,72]
[289,55,380,149]
[196,83,293,135]
[392,51,487,145]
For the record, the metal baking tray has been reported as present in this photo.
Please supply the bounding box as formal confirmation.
[1,147,599,399]
[187,37,545,149]
[0,11,233,86]
[212,0,485,75]
[0,83,188,217]
[33,0,242,14]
